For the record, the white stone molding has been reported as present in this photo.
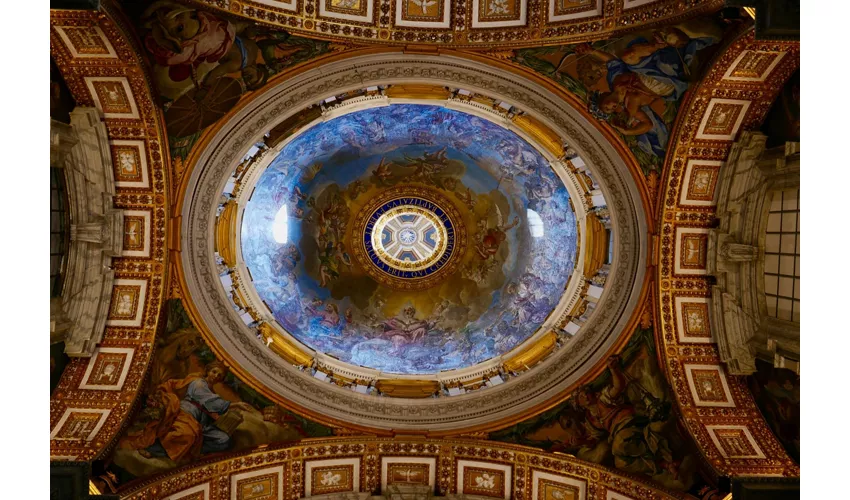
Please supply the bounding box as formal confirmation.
[709,131,800,375]
[50,107,123,357]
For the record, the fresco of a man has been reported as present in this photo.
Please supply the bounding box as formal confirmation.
[120,361,252,463]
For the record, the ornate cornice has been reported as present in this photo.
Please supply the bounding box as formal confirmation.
[180,0,725,48]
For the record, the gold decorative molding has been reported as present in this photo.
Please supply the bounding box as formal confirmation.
[511,114,565,158]
[188,0,725,49]
[384,84,452,100]
[375,379,441,398]
[119,437,692,500]
[215,200,238,268]
[260,323,315,367]
[503,330,557,372]
[583,215,607,279]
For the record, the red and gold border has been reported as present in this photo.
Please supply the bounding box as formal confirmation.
[49,5,171,461]
[655,28,799,476]
[118,437,691,499]
[184,0,725,47]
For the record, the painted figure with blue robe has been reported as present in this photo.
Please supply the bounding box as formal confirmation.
[579,27,716,161]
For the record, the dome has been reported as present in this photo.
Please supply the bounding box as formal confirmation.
[239,104,578,375]
[179,53,648,431]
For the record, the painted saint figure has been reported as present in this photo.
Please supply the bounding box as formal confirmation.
[120,362,253,463]
[578,27,715,160]
[307,300,341,329]
[380,307,434,346]
[567,355,679,478]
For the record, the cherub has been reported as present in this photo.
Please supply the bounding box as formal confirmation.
[475,207,520,260]
[371,157,393,185]
[457,188,477,210]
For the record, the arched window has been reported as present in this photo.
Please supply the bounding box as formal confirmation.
[764,188,800,322]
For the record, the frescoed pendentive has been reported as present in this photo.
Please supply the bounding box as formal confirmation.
[511,15,727,175]
[126,0,334,159]
[490,327,704,492]
[240,104,578,374]
[101,300,333,484]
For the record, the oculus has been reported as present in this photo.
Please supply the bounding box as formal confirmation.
[354,188,467,290]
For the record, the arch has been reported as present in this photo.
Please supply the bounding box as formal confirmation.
[119,437,691,500]
[653,28,799,476]
[49,6,172,461]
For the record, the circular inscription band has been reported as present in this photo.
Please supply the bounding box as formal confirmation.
[364,198,455,278]
[352,187,467,291]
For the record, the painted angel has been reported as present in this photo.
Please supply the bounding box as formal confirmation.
[475,206,520,260]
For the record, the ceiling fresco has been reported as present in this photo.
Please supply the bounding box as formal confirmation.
[124,0,338,158]
[102,299,333,488]
[491,325,709,493]
[241,104,578,374]
[179,55,648,427]
[508,14,728,176]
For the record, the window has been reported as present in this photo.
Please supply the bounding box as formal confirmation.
[763,188,800,322]
[526,209,544,238]
[272,205,289,243]
[50,168,70,297]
